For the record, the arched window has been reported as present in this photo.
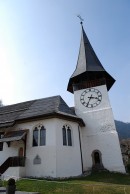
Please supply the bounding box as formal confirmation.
[91,150,104,171]
[67,127,72,146]
[0,133,4,151]
[32,125,46,147]
[62,126,67,146]
[33,127,38,147]
[62,124,72,146]
[94,152,100,164]
[40,126,46,146]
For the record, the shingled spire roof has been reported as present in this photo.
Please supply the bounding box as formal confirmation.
[67,24,115,93]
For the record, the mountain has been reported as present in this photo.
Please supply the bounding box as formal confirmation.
[115,120,130,140]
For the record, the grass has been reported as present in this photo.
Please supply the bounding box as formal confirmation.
[2,172,130,193]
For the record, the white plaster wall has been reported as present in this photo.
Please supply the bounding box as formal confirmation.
[81,131,125,172]
[55,120,82,177]
[74,85,125,173]
[0,140,24,165]
[3,117,82,178]
[13,118,57,178]
[2,167,25,180]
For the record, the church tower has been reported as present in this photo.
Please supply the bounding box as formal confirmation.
[67,23,125,173]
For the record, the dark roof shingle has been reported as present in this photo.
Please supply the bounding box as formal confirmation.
[0,96,84,128]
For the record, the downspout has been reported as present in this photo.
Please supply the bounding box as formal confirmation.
[78,125,83,173]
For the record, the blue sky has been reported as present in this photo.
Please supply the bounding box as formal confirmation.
[0,0,130,122]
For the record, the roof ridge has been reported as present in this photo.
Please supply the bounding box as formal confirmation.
[82,27,104,71]
[54,95,63,112]
[0,95,61,109]
[0,95,81,128]
[0,100,36,109]
[0,107,29,115]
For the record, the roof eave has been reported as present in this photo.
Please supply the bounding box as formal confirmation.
[0,112,85,128]
[67,71,115,93]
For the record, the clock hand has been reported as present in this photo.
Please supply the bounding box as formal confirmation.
[93,97,101,101]
[88,96,95,99]
[88,96,98,99]
[87,95,93,105]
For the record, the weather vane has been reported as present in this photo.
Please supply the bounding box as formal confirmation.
[77,15,84,25]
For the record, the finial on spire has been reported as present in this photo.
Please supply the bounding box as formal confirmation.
[77,15,84,25]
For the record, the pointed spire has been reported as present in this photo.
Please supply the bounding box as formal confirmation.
[67,24,115,93]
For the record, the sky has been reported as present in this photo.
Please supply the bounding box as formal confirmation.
[0,0,130,122]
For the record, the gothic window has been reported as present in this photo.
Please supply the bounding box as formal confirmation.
[62,124,72,146]
[40,126,46,146]
[62,126,67,146]
[0,133,4,151]
[33,127,38,147]
[0,143,3,151]
[32,125,46,147]
[67,127,72,146]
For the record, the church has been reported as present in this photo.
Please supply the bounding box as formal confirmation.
[0,23,125,179]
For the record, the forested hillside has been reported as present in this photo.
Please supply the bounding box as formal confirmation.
[115,120,130,139]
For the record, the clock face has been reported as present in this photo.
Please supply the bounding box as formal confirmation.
[80,88,102,108]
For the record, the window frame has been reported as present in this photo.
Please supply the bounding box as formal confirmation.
[62,126,67,146]
[32,125,46,147]
[0,132,4,151]
[40,126,46,146]
[62,124,72,146]
[0,142,3,151]
[67,127,72,146]
[32,127,39,147]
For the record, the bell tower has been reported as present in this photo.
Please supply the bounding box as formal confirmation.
[67,23,125,173]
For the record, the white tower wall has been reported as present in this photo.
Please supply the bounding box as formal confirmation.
[74,84,125,173]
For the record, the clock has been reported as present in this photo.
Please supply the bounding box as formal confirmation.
[80,88,102,108]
